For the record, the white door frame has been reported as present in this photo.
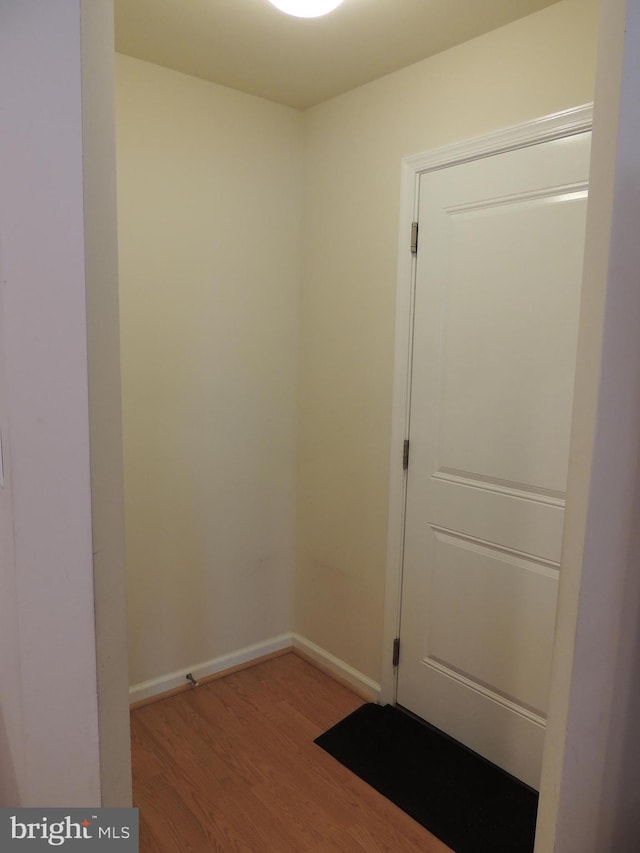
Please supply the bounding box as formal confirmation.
[380,103,594,708]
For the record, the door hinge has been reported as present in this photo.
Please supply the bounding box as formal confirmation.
[392,637,401,667]
[410,221,419,254]
[402,439,410,470]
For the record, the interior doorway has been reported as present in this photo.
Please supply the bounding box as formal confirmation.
[383,106,593,790]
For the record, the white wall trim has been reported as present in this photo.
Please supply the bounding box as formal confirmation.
[381,103,594,707]
[403,104,594,175]
[129,633,381,705]
[292,634,381,702]
[129,633,293,703]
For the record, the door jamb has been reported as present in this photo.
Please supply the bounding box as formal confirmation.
[380,103,594,707]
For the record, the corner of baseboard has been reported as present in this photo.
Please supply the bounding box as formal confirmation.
[128,632,382,709]
[291,634,381,703]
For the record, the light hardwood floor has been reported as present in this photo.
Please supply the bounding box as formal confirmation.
[131,652,452,851]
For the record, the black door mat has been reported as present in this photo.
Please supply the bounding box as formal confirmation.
[314,703,538,853]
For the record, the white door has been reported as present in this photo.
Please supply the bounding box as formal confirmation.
[397,132,591,790]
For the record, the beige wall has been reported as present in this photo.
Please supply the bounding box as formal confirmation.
[117,0,600,692]
[115,55,303,686]
[296,0,601,683]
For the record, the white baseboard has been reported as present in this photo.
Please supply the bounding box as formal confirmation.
[292,634,381,702]
[129,632,382,705]
[129,633,294,704]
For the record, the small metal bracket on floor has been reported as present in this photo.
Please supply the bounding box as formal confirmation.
[186,673,199,687]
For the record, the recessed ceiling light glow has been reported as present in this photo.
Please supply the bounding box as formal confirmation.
[268,0,344,18]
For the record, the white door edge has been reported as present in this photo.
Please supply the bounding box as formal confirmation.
[381,103,594,708]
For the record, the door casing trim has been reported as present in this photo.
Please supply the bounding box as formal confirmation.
[381,103,594,707]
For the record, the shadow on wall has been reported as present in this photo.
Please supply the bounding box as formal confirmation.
[0,709,19,806]
[602,451,640,851]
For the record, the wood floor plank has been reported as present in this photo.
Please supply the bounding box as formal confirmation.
[131,652,453,851]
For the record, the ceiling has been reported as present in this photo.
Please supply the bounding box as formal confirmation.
[114,0,562,110]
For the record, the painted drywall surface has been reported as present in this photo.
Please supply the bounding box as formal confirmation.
[536,0,622,844]
[538,0,640,849]
[0,259,24,805]
[297,0,600,683]
[116,55,303,686]
[81,1,132,806]
[0,0,102,805]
